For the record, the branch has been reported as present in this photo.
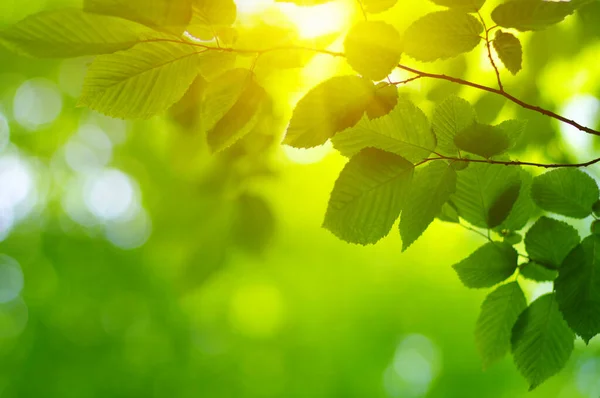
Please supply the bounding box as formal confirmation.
[416,154,600,169]
[478,12,504,91]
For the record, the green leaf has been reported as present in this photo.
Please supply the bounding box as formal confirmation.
[400,161,457,250]
[193,0,236,26]
[524,216,580,269]
[79,41,201,119]
[366,83,398,120]
[452,242,518,288]
[497,119,527,149]
[452,162,522,228]
[475,282,527,369]
[438,202,460,223]
[496,169,536,231]
[404,10,483,62]
[0,9,150,58]
[511,294,575,390]
[84,0,192,34]
[491,0,577,32]
[531,168,599,218]
[323,148,414,245]
[430,0,486,11]
[361,0,398,13]
[555,235,600,343]
[454,123,511,159]
[332,96,436,163]
[344,21,402,81]
[493,31,523,75]
[432,96,477,156]
[520,262,558,282]
[284,76,374,148]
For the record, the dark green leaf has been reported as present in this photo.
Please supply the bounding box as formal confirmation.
[432,96,477,156]
[520,262,558,282]
[496,119,527,149]
[488,182,521,229]
[531,168,599,218]
[332,96,436,163]
[496,169,535,232]
[344,21,402,81]
[492,0,577,32]
[284,76,374,148]
[323,148,414,245]
[493,31,523,75]
[438,202,460,223]
[400,161,457,250]
[404,10,483,62]
[366,83,398,120]
[475,282,527,369]
[0,9,151,58]
[452,242,518,288]
[524,216,580,269]
[511,294,575,390]
[454,123,511,158]
[555,235,600,343]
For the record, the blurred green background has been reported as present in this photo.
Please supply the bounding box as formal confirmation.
[1,0,600,397]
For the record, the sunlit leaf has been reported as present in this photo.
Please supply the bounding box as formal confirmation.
[531,168,599,218]
[79,41,201,118]
[432,96,477,156]
[323,148,414,245]
[493,31,523,75]
[438,202,460,223]
[193,0,236,26]
[496,169,536,232]
[524,216,580,269]
[404,10,483,62]
[366,83,398,120]
[511,294,574,390]
[430,0,486,12]
[0,9,151,58]
[475,282,527,369]
[520,262,558,282]
[332,96,436,163]
[491,0,577,32]
[454,123,511,159]
[555,235,600,343]
[344,21,402,81]
[452,242,518,288]
[497,119,527,149]
[400,161,457,250]
[361,0,398,13]
[284,76,374,148]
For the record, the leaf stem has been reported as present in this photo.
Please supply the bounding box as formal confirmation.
[417,154,600,169]
[478,11,504,91]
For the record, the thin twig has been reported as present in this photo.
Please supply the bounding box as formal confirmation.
[418,154,600,169]
[478,11,504,91]
[355,0,368,21]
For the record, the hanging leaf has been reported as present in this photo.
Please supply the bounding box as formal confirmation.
[491,0,577,32]
[475,282,527,369]
[0,9,151,58]
[520,262,558,282]
[511,294,575,390]
[344,21,403,81]
[361,0,398,13]
[323,148,414,245]
[524,216,580,269]
[454,123,511,159]
[366,83,399,120]
[284,76,374,148]
[453,242,518,288]
[496,169,536,232]
[452,162,522,228]
[84,0,193,34]
[493,31,523,75]
[432,96,477,156]
[193,0,236,26]
[438,202,460,223]
[531,168,599,218]
[79,41,202,119]
[497,119,527,149]
[332,96,436,163]
[430,0,486,12]
[555,235,600,343]
[404,10,483,62]
[400,161,457,250]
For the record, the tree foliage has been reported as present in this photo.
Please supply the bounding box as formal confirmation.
[2,0,600,389]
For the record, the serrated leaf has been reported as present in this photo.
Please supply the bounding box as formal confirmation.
[430,0,486,11]
[438,202,460,223]
[453,242,518,288]
[493,31,522,75]
[475,282,527,369]
[400,161,457,250]
[366,83,398,120]
[332,96,436,163]
[323,148,414,245]
[344,21,402,81]
[79,41,201,119]
[524,216,580,269]
[511,294,574,390]
[361,0,398,13]
[491,0,577,32]
[531,168,599,218]
[555,235,600,343]
[520,262,558,282]
[0,9,151,58]
[454,123,511,158]
[496,169,535,231]
[84,0,192,34]
[193,0,236,26]
[452,162,522,228]
[497,119,527,149]
[404,10,483,62]
[284,76,374,148]
[432,96,477,156]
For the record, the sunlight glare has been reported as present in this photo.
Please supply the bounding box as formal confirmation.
[278,2,350,39]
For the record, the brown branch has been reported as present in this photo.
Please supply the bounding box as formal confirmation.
[478,11,504,91]
[416,154,600,169]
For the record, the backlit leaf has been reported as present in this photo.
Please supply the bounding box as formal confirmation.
[361,0,398,13]
[524,216,580,269]
[430,0,486,12]
[493,31,523,75]
[492,0,577,32]
[454,123,511,158]
[366,83,398,120]
[432,96,477,156]
[452,242,518,288]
